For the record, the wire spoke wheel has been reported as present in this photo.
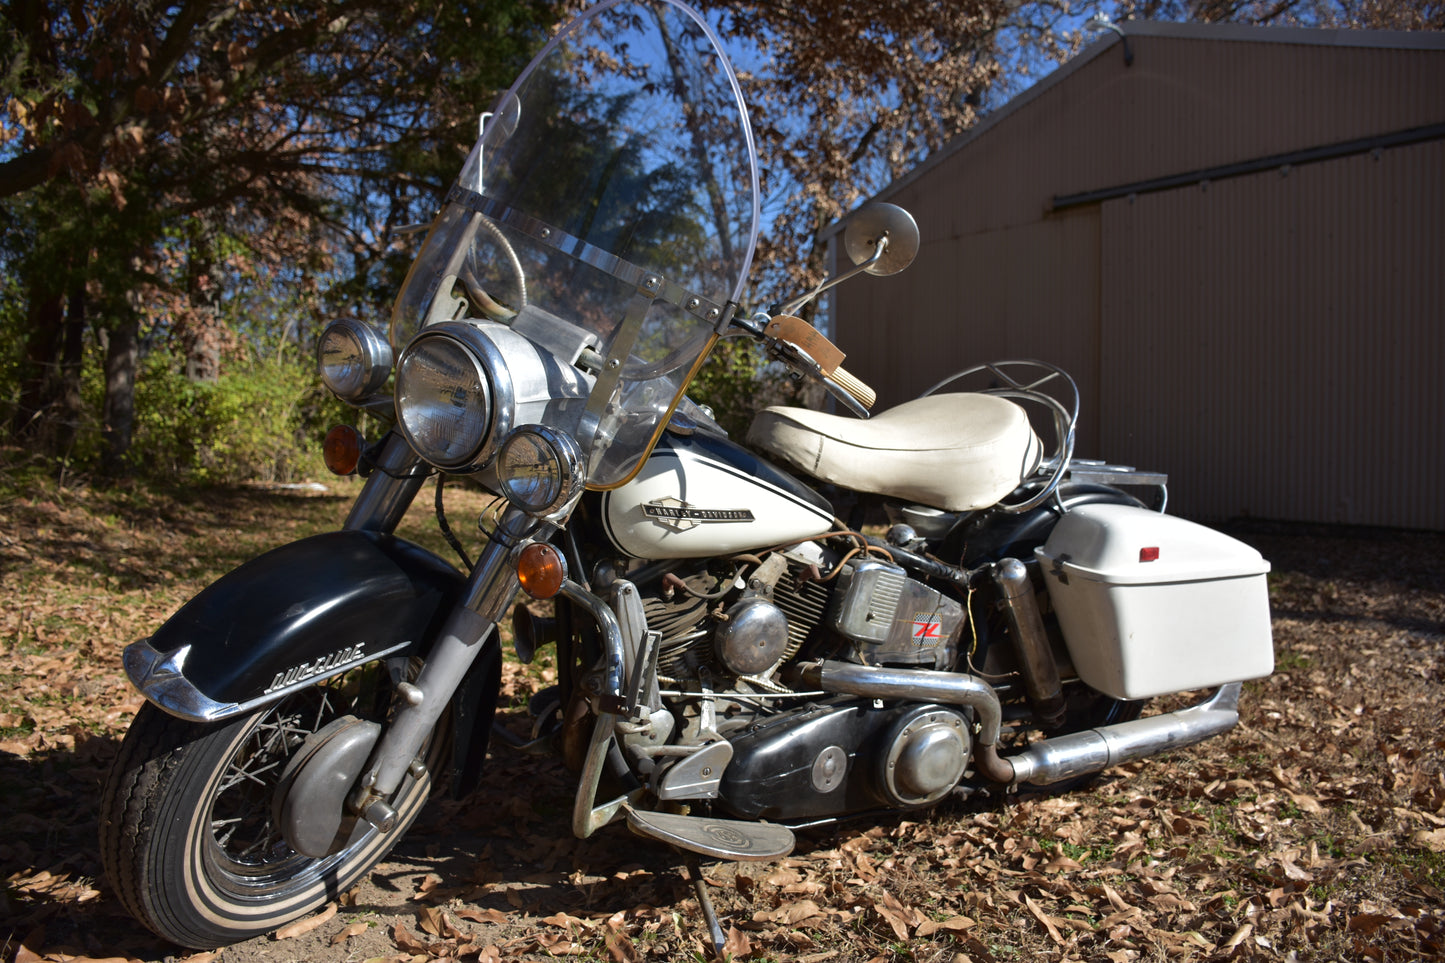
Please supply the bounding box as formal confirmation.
[100,657,448,949]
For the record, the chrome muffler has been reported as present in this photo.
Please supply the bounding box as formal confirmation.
[794,660,1241,787]
[1001,682,1240,785]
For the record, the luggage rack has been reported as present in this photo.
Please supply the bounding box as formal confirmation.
[924,361,1168,514]
[1065,459,1169,512]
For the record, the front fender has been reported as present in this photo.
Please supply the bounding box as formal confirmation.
[124,530,466,723]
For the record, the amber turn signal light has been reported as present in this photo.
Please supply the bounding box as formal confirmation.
[517,542,566,599]
[323,425,364,476]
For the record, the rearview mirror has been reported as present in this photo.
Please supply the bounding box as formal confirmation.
[843,203,919,277]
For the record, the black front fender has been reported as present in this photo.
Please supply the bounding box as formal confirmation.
[125,530,467,722]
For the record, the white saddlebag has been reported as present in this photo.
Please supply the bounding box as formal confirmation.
[1035,504,1273,700]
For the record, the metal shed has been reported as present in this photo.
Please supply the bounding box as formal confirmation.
[828,23,1445,529]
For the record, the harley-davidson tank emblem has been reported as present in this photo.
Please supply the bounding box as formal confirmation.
[642,497,755,532]
[264,643,368,694]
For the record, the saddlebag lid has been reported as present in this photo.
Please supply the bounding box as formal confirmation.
[1035,503,1270,585]
[1035,504,1273,700]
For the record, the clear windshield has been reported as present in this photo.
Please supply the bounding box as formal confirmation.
[389,0,760,488]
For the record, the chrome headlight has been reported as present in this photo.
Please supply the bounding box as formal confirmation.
[317,319,392,402]
[395,333,495,469]
[394,320,595,473]
[496,426,585,517]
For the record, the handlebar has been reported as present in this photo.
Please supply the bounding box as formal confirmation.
[753,314,876,416]
[827,366,876,411]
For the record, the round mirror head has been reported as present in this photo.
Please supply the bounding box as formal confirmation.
[843,203,920,277]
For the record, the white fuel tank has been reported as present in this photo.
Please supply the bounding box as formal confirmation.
[600,428,834,559]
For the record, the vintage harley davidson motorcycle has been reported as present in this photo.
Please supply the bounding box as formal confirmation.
[99,0,1275,949]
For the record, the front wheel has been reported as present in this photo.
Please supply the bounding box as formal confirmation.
[100,658,446,949]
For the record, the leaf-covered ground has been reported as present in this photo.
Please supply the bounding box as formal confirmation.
[1,474,1442,962]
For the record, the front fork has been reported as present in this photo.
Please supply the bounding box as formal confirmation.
[339,432,631,834]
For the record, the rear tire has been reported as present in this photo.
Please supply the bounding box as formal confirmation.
[100,658,446,949]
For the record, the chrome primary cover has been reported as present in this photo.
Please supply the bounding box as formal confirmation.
[879,706,971,808]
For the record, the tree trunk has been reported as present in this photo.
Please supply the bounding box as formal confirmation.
[9,289,65,447]
[9,270,87,462]
[183,245,226,383]
[101,315,141,476]
[53,284,88,457]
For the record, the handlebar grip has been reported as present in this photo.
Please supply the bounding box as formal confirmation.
[830,366,876,410]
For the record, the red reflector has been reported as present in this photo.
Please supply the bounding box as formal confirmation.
[1139,546,1160,562]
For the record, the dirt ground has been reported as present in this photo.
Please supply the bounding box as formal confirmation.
[1,482,1442,962]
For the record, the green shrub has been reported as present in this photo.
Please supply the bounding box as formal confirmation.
[79,344,336,485]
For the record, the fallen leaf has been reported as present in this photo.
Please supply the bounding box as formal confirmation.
[1288,792,1324,814]
[417,904,445,936]
[1348,913,1397,935]
[916,915,975,937]
[1148,893,1197,912]
[1222,923,1252,952]
[1024,894,1064,944]
[603,917,640,963]
[1412,828,1445,852]
[392,921,428,953]
[274,902,336,940]
[1102,884,1133,914]
[457,907,509,925]
[874,889,923,941]
[766,868,802,887]
[332,921,369,944]
[722,925,751,958]
[1278,857,1314,882]
[756,899,827,926]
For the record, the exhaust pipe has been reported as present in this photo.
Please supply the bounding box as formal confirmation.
[992,558,1066,728]
[794,661,1004,747]
[1003,682,1240,786]
[793,660,1241,787]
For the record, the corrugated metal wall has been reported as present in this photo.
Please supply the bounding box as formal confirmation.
[1100,139,1445,526]
[832,25,1445,529]
[836,209,1105,452]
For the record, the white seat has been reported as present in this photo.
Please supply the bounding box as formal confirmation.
[746,393,1042,512]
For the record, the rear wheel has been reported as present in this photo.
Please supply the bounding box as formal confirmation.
[1056,682,1145,731]
[100,658,446,949]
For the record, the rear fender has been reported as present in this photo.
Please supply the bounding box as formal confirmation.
[125,530,467,722]
[947,483,1145,568]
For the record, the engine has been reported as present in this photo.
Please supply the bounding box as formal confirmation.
[620,542,974,820]
[643,545,967,683]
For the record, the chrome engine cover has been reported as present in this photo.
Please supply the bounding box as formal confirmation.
[715,597,791,676]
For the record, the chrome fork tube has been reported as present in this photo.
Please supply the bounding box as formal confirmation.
[355,505,546,825]
[344,431,430,533]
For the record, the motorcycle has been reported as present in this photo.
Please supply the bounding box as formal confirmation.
[99,0,1275,950]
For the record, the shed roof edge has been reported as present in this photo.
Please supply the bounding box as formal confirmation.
[824,22,1445,239]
